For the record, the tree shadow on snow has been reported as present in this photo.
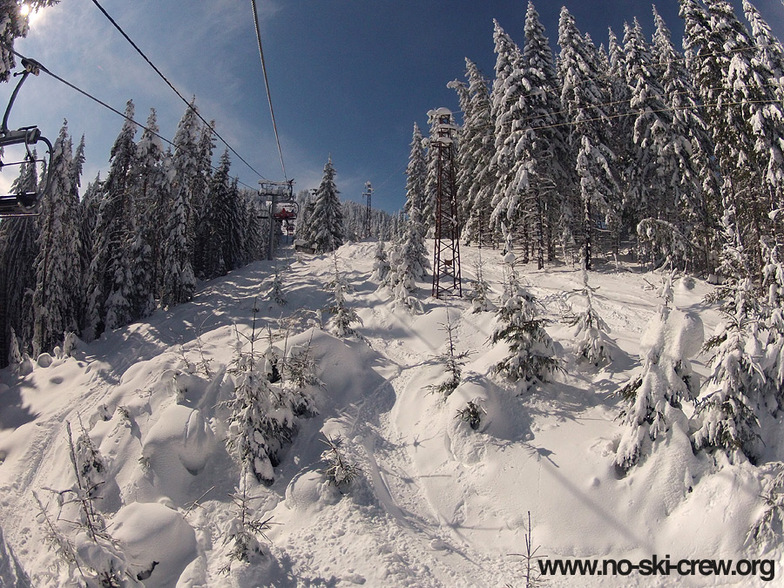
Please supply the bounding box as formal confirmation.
[0,383,37,429]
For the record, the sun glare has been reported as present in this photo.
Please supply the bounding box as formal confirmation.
[19,3,45,27]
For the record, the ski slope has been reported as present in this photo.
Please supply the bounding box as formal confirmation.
[0,241,781,587]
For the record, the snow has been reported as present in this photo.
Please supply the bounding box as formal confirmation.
[0,241,782,587]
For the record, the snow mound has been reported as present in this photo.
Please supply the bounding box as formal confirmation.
[141,403,216,503]
[110,501,197,587]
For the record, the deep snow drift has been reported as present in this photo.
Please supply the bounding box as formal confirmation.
[0,241,782,587]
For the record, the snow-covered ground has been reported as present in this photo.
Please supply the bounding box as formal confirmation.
[1,241,781,587]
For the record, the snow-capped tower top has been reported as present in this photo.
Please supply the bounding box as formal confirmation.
[427,108,458,145]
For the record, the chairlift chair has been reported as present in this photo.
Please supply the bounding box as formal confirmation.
[0,57,54,218]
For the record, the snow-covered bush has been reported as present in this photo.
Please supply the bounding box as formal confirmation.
[320,435,361,490]
[456,399,486,431]
[747,462,784,552]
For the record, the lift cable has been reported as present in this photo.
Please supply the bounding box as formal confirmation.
[6,48,259,192]
[250,0,287,181]
[89,0,269,181]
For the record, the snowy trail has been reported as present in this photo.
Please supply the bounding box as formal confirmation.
[1,241,779,587]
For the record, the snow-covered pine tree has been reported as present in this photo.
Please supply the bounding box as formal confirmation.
[225,304,297,485]
[692,277,765,464]
[623,19,672,228]
[0,154,39,362]
[387,214,427,314]
[428,310,471,397]
[449,59,495,247]
[615,276,701,471]
[558,7,619,270]
[190,119,216,241]
[160,104,199,308]
[371,240,391,286]
[125,109,165,322]
[467,252,494,313]
[32,122,82,357]
[83,101,137,340]
[195,149,235,280]
[404,123,427,240]
[517,1,567,268]
[325,255,362,338]
[305,158,344,254]
[684,0,780,278]
[652,6,719,273]
[568,269,613,367]
[761,243,784,412]
[488,20,528,252]
[491,251,558,393]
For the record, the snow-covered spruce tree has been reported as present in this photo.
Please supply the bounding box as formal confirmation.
[83,101,137,341]
[225,303,297,485]
[160,103,199,308]
[387,219,425,314]
[194,149,236,280]
[491,251,558,393]
[32,121,82,357]
[683,0,783,278]
[467,252,494,313]
[0,153,39,362]
[488,20,527,249]
[304,158,344,254]
[567,269,613,368]
[761,243,784,412]
[652,6,718,273]
[221,479,273,572]
[190,120,216,241]
[371,240,391,286]
[614,276,702,471]
[280,336,320,418]
[396,127,430,281]
[558,7,619,269]
[128,109,165,321]
[404,123,427,230]
[427,310,471,397]
[692,277,765,464]
[325,255,362,338]
[449,58,495,247]
[518,1,569,268]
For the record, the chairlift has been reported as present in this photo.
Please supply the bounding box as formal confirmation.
[0,57,54,218]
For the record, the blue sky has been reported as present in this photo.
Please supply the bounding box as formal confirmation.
[5,0,784,213]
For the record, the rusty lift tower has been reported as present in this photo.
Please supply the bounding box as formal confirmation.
[429,108,462,298]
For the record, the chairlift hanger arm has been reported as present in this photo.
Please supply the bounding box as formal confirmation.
[0,58,54,218]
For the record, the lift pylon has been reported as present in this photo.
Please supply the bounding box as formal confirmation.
[429,107,462,299]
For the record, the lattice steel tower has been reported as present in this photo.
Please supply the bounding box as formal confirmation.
[363,181,373,238]
[429,108,462,298]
